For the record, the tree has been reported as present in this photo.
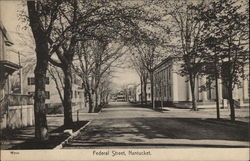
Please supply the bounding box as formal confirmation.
[200,0,249,120]
[47,0,80,128]
[99,70,114,106]
[132,35,164,108]
[163,0,208,110]
[27,0,62,141]
[74,40,128,112]
[47,64,64,104]
[25,0,162,139]
[130,51,149,105]
[70,0,161,112]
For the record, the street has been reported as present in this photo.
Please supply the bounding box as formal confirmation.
[63,102,249,148]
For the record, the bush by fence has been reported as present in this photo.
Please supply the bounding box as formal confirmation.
[8,94,33,106]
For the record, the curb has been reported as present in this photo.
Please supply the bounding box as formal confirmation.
[53,121,92,149]
[48,113,100,117]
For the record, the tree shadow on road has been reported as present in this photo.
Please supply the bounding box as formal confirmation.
[131,118,249,141]
[65,117,249,148]
[1,121,88,150]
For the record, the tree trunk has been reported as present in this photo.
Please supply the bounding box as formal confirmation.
[94,89,99,112]
[150,71,155,109]
[91,90,96,113]
[34,47,49,141]
[215,75,220,119]
[140,77,144,104]
[27,1,49,141]
[143,79,147,105]
[161,81,163,110]
[87,91,94,113]
[189,74,198,111]
[84,90,88,109]
[105,94,109,104]
[228,82,235,121]
[62,65,73,128]
[84,80,94,113]
[100,91,103,105]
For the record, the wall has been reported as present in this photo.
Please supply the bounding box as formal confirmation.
[177,74,188,101]
[0,26,5,60]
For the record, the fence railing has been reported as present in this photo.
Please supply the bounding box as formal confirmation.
[8,94,33,106]
[0,94,34,129]
[0,95,9,118]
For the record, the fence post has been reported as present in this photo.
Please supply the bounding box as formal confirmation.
[21,103,23,128]
[6,96,9,129]
[77,109,79,122]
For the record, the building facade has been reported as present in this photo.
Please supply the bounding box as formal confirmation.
[22,69,86,113]
[0,20,34,129]
[0,20,20,102]
[135,82,151,103]
[153,57,249,108]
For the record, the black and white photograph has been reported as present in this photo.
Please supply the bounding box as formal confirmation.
[0,0,249,160]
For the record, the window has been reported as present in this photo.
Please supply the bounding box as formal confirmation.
[28,92,35,96]
[45,91,50,99]
[45,77,49,84]
[164,85,167,97]
[27,77,35,85]
[75,91,78,98]
[169,85,172,98]
[166,70,168,80]
[28,77,49,85]
[168,69,171,80]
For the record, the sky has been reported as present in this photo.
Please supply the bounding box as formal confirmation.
[0,1,24,34]
[112,67,139,88]
[0,1,140,89]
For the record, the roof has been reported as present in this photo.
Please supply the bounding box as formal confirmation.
[153,56,181,71]
[0,20,14,46]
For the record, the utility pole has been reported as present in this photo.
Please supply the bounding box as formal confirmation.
[18,52,23,94]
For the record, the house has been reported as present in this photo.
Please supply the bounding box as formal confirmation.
[0,20,34,129]
[135,82,151,103]
[0,20,20,100]
[22,68,86,113]
[153,56,249,108]
[116,91,127,102]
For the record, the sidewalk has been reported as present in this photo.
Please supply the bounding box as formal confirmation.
[1,114,89,150]
[161,107,250,122]
[129,102,249,123]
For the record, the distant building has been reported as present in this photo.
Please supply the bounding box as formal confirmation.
[126,84,136,102]
[111,90,127,102]
[135,84,141,102]
[116,91,126,102]
[153,56,249,108]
